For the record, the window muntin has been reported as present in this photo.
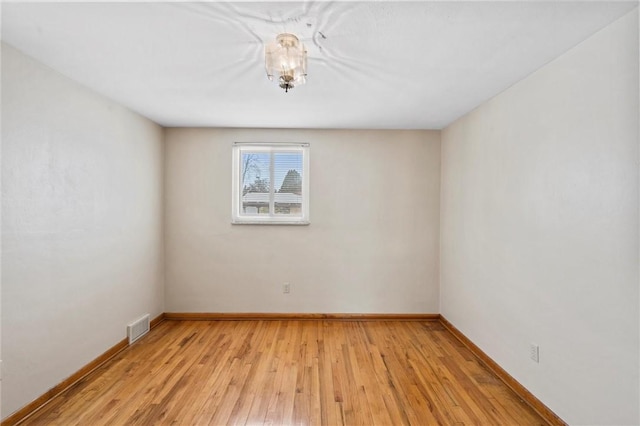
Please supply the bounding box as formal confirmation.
[232,143,309,224]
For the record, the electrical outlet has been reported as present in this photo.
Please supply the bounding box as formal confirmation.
[530,344,540,363]
[283,283,291,294]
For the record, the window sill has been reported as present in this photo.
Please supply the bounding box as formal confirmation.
[231,220,310,226]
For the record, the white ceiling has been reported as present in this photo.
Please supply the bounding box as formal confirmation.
[2,1,637,129]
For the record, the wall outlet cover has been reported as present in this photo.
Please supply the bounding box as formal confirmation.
[529,344,540,363]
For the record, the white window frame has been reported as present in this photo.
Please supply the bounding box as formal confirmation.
[232,142,310,225]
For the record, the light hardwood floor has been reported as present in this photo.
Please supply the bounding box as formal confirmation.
[21,320,548,425]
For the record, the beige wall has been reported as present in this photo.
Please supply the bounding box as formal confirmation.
[164,128,440,314]
[440,10,639,425]
[1,44,165,418]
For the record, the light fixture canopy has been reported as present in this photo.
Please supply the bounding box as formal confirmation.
[265,33,307,93]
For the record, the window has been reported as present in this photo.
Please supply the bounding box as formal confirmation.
[232,143,309,225]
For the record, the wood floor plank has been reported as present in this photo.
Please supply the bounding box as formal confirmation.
[19,320,550,426]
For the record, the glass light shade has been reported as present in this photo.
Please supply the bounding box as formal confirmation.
[265,33,307,92]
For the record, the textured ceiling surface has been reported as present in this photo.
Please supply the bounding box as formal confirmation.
[2,1,637,129]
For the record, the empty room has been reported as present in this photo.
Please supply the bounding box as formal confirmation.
[2,1,638,425]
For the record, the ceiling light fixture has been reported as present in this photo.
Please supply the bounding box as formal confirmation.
[265,33,307,93]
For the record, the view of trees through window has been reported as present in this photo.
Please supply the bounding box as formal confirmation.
[241,151,303,215]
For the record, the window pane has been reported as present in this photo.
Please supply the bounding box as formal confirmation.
[232,143,308,225]
[241,152,270,215]
[274,152,303,215]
